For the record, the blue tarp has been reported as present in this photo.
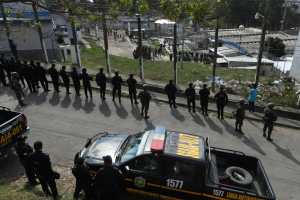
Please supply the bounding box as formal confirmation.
[0,11,49,19]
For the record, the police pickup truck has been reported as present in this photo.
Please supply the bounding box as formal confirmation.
[0,106,29,157]
[77,127,276,200]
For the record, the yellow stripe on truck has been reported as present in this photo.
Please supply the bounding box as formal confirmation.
[126,178,262,200]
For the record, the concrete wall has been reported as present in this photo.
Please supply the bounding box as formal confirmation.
[290,31,300,82]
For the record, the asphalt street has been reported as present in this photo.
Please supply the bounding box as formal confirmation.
[1,86,300,200]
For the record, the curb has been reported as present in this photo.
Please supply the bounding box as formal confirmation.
[49,81,300,130]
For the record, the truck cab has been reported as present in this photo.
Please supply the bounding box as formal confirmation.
[77,127,276,200]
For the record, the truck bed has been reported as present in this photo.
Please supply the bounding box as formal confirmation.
[208,147,275,199]
[0,110,20,126]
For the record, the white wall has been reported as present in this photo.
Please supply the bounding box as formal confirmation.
[0,21,57,51]
[290,31,300,81]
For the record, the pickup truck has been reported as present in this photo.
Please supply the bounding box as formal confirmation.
[0,106,30,157]
[76,127,276,200]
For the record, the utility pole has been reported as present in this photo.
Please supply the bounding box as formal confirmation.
[255,17,267,86]
[32,1,49,63]
[212,16,219,92]
[173,23,178,84]
[0,3,18,60]
[280,0,288,31]
[70,14,82,68]
[100,0,111,76]
[136,13,144,81]
[255,0,269,86]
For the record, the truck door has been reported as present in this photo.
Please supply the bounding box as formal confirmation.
[122,154,162,200]
[160,156,204,200]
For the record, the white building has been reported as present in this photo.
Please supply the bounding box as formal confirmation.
[290,31,300,82]
[0,2,81,64]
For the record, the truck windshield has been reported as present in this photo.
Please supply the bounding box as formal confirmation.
[119,132,145,163]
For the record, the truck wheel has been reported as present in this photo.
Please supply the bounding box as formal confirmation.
[225,166,253,185]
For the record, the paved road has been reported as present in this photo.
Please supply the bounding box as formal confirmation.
[1,86,300,200]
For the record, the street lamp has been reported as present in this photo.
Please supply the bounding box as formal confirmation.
[254,12,267,87]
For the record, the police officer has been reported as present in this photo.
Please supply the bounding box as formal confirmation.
[72,157,91,200]
[185,83,196,113]
[11,72,26,106]
[263,103,277,141]
[214,86,228,120]
[60,66,71,95]
[95,156,124,200]
[30,141,58,199]
[111,71,123,103]
[21,61,34,93]
[235,100,246,133]
[15,137,37,185]
[165,80,177,108]
[48,64,60,93]
[36,62,49,92]
[0,59,7,86]
[96,68,106,100]
[138,85,151,119]
[199,84,210,116]
[71,67,81,96]
[81,68,93,98]
[30,60,39,90]
[127,74,138,104]
[16,60,26,88]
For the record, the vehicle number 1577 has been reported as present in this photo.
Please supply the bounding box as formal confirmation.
[166,179,184,189]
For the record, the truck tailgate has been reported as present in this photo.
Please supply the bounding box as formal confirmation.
[0,113,28,149]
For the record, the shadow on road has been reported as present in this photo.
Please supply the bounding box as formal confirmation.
[82,98,95,113]
[34,92,48,105]
[191,113,206,127]
[99,100,111,117]
[220,120,266,155]
[145,119,155,130]
[72,96,82,110]
[131,104,143,121]
[61,94,71,108]
[114,101,128,119]
[271,142,300,166]
[49,92,60,106]
[203,117,223,134]
[170,109,185,121]
[0,150,24,183]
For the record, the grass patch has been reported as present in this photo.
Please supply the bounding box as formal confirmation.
[0,166,74,200]
[80,38,277,86]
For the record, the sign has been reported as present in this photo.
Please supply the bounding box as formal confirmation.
[134,177,146,188]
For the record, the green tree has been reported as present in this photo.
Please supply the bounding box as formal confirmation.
[266,37,286,57]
